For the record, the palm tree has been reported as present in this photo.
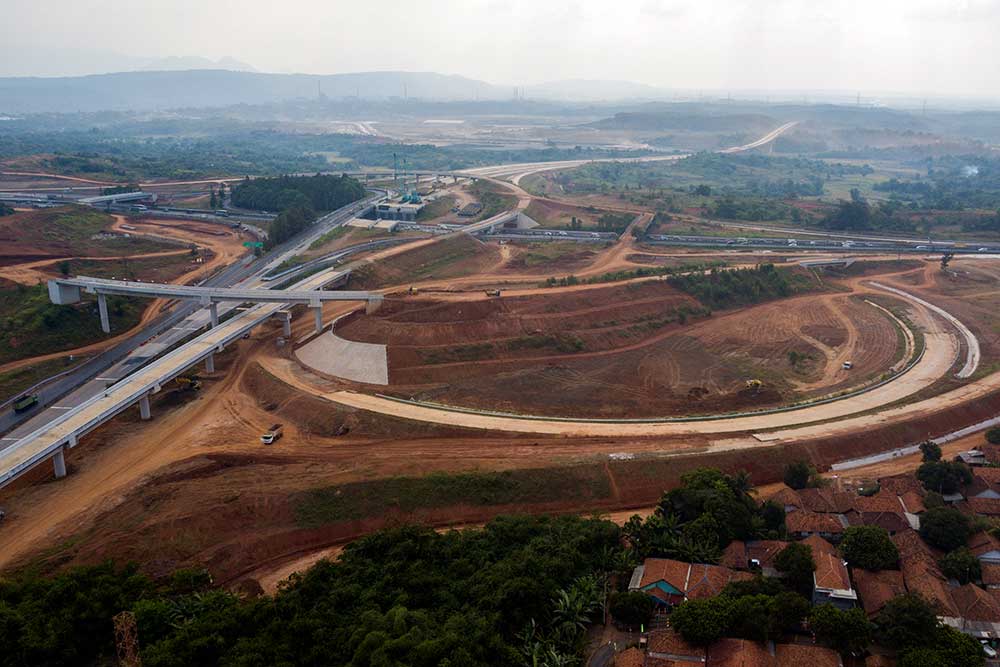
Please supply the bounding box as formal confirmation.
[732,470,755,497]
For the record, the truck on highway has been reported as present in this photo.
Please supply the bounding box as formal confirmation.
[260,423,283,445]
[12,394,39,414]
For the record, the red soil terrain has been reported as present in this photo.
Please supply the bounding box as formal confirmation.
[336,279,902,418]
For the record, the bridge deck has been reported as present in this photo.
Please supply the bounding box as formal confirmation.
[51,275,378,304]
[2,267,353,487]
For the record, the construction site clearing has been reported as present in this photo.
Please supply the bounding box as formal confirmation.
[3,174,1000,604]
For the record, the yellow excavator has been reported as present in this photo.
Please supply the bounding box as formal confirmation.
[175,375,202,391]
[745,379,763,393]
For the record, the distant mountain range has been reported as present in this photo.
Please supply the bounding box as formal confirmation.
[138,56,257,72]
[0,69,675,114]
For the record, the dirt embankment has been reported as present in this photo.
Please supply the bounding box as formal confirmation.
[331,279,901,418]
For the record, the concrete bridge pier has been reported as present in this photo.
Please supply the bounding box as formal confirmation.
[366,297,383,314]
[277,310,292,337]
[52,446,67,478]
[139,394,151,420]
[208,301,219,328]
[97,293,110,333]
[311,304,324,333]
[205,353,215,373]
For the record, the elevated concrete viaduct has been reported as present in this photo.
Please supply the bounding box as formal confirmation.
[48,275,381,334]
[2,268,363,488]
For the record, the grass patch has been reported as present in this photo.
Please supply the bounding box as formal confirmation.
[307,226,349,251]
[0,355,85,402]
[467,180,518,220]
[416,195,457,221]
[0,282,143,365]
[293,465,611,527]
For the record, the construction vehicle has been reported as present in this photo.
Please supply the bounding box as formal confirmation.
[12,394,38,414]
[175,375,202,391]
[484,289,502,297]
[261,423,284,445]
[745,379,763,393]
[842,361,853,370]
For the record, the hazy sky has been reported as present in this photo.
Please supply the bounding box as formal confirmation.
[4,0,1000,95]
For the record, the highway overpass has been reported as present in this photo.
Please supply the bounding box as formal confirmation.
[1,267,359,488]
[48,276,382,333]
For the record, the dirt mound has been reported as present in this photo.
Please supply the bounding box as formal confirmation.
[336,285,899,418]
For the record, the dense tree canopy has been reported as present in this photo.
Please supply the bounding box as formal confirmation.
[917,460,973,495]
[670,585,810,646]
[231,173,366,213]
[809,604,874,654]
[920,507,973,551]
[0,516,622,667]
[877,595,985,666]
[774,543,815,597]
[940,548,982,584]
[783,461,820,490]
[840,526,899,571]
[919,441,942,462]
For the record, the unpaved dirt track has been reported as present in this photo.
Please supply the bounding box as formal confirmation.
[259,277,969,439]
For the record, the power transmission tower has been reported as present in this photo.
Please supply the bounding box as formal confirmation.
[114,611,142,667]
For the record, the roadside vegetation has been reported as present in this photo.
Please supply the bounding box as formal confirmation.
[0,355,85,402]
[540,260,725,288]
[294,467,611,526]
[467,180,518,220]
[667,264,817,310]
[229,174,366,248]
[0,281,141,365]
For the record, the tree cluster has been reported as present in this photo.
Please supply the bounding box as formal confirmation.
[669,579,810,645]
[668,264,811,311]
[0,516,624,667]
[840,526,899,571]
[230,173,365,213]
[623,468,784,564]
[917,460,972,495]
[877,594,985,667]
[920,506,973,551]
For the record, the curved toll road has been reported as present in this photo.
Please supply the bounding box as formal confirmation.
[869,281,980,378]
[266,281,976,442]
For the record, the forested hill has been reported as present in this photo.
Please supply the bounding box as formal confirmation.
[231,174,366,213]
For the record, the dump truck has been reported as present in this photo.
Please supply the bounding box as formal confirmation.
[12,394,38,414]
[484,289,502,297]
[261,424,283,445]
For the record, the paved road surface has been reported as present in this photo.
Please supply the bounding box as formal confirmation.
[0,195,380,444]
